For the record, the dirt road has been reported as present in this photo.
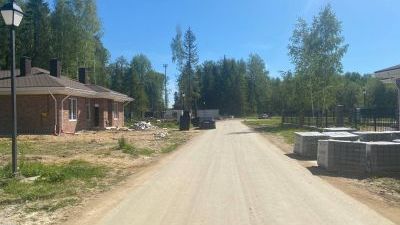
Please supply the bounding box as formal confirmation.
[70,120,394,225]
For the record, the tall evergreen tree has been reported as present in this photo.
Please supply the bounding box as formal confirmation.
[171,27,199,111]
[19,0,52,68]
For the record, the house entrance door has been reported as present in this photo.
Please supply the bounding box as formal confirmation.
[94,106,100,127]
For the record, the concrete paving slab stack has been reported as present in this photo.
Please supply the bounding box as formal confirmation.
[323,132,360,141]
[322,127,357,132]
[366,142,400,172]
[317,140,368,172]
[391,131,400,141]
[294,132,329,158]
[352,131,394,142]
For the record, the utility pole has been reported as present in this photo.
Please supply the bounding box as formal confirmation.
[163,64,168,110]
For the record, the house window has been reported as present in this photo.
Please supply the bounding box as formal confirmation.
[86,100,91,120]
[113,102,119,119]
[69,98,78,121]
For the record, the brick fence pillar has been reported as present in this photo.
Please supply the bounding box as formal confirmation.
[335,105,344,127]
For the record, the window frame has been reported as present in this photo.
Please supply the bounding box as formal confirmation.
[112,102,119,120]
[69,98,78,121]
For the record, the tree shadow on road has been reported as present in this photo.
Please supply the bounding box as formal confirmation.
[307,165,400,180]
[285,153,315,161]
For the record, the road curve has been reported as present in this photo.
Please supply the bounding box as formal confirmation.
[75,120,394,225]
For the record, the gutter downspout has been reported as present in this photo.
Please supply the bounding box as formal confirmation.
[48,90,58,136]
[60,94,71,135]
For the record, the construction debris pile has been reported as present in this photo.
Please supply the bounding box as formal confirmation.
[132,121,158,130]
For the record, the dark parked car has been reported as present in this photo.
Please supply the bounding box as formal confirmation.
[258,113,269,119]
[200,117,216,129]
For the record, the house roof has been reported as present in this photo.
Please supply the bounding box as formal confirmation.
[0,68,133,102]
[375,64,400,84]
[375,65,400,73]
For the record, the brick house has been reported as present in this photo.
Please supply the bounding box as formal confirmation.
[0,58,133,135]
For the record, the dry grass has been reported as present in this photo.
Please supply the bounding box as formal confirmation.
[0,127,198,225]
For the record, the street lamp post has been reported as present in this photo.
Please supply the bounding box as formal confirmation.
[363,89,367,108]
[1,0,24,175]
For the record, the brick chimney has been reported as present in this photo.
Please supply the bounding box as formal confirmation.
[50,59,61,78]
[20,57,32,77]
[78,68,89,84]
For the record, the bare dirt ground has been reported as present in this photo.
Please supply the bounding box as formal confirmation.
[255,127,400,225]
[64,120,395,225]
[0,127,199,225]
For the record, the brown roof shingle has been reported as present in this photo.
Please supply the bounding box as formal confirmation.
[0,68,133,101]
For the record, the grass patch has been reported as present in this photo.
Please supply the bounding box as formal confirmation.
[117,137,155,156]
[243,117,314,144]
[0,160,107,203]
[161,143,179,154]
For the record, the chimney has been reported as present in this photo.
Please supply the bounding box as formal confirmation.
[20,57,32,77]
[50,59,61,78]
[78,68,89,84]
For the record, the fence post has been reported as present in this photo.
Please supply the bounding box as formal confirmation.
[335,105,344,127]
[325,111,328,128]
[354,108,359,130]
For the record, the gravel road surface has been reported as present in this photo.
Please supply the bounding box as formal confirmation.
[72,120,394,225]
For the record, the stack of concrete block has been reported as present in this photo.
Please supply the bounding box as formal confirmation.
[322,127,357,132]
[391,131,400,140]
[317,140,368,172]
[367,142,400,172]
[294,132,329,158]
[352,131,395,142]
[323,132,359,141]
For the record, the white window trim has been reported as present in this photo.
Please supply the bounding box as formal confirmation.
[69,98,78,121]
[113,102,119,120]
[86,100,91,121]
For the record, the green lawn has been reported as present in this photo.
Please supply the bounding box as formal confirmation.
[243,117,314,144]
[0,160,107,204]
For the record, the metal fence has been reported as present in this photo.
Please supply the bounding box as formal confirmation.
[355,108,399,131]
[282,107,399,131]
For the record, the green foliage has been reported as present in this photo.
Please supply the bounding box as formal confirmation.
[108,54,165,119]
[0,160,106,202]
[288,4,348,113]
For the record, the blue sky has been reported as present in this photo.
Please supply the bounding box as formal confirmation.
[93,0,399,94]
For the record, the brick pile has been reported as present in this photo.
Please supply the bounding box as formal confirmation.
[317,140,400,173]
[294,132,329,158]
[317,140,367,172]
[353,131,400,142]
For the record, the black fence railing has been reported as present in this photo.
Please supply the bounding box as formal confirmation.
[355,108,399,131]
[282,107,399,131]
